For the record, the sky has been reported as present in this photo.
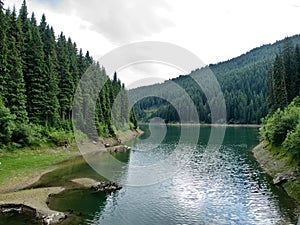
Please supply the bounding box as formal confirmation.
[5,0,300,88]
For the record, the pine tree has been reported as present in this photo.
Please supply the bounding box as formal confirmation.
[25,13,47,124]
[18,0,30,75]
[77,48,87,77]
[0,0,8,100]
[67,38,79,86]
[57,33,74,120]
[39,15,59,126]
[282,38,297,102]
[272,54,288,110]
[295,45,300,97]
[267,66,274,112]
[129,108,138,129]
[5,8,28,123]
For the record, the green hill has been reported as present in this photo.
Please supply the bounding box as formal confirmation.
[130,35,300,124]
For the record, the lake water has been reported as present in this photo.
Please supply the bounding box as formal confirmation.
[1,125,299,225]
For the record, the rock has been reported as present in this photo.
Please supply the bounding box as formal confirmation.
[0,204,36,217]
[43,212,66,225]
[113,145,131,152]
[273,174,287,185]
[104,143,110,147]
[91,181,122,192]
[273,171,298,185]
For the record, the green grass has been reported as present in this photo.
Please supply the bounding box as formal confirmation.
[284,177,300,205]
[0,146,79,185]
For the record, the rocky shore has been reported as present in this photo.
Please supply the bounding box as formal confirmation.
[0,177,124,225]
[71,178,122,192]
[0,187,66,225]
[253,142,300,206]
[0,129,142,224]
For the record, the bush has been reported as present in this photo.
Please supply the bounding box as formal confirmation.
[0,101,15,147]
[283,123,300,160]
[261,99,300,145]
[11,124,48,148]
[261,97,300,161]
[46,129,74,146]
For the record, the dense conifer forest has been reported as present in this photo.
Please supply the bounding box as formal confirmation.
[130,35,300,124]
[0,0,137,149]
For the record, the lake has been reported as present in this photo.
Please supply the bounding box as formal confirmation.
[1,125,298,225]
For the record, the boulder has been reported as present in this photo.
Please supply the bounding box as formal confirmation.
[273,174,287,185]
[42,212,66,225]
[91,181,122,192]
[273,171,298,185]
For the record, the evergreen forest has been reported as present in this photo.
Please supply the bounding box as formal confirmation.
[130,35,300,124]
[0,0,137,149]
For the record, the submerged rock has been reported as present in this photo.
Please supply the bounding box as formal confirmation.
[273,174,288,185]
[42,212,66,225]
[107,145,131,153]
[91,181,122,192]
[273,171,298,185]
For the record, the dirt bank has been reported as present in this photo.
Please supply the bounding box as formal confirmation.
[253,142,300,207]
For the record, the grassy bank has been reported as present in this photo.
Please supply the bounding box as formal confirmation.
[0,129,143,193]
[0,145,79,193]
[253,142,300,206]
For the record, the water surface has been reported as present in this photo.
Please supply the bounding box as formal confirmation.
[2,125,299,225]
[54,125,299,225]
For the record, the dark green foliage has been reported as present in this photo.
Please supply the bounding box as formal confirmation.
[24,13,48,124]
[283,123,300,159]
[272,55,288,110]
[0,1,137,149]
[130,35,300,124]
[282,38,297,102]
[261,97,300,160]
[129,108,138,129]
[0,98,15,147]
[267,39,300,113]
[0,1,8,99]
[5,7,28,123]
[11,123,47,148]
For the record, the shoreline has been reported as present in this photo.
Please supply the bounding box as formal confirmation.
[139,122,261,127]
[252,142,300,208]
[0,129,142,224]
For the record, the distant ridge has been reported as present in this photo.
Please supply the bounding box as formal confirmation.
[130,34,300,124]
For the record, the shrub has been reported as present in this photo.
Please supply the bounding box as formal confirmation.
[46,129,74,147]
[11,124,48,148]
[0,100,15,147]
[261,99,300,146]
[283,123,300,160]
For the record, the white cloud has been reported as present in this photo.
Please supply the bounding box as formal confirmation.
[117,63,184,89]
[55,0,173,44]
[4,0,300,86]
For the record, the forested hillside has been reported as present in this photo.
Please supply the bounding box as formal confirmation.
[0,0,137,149]
[261,40,300,160]
[130,35,300,124]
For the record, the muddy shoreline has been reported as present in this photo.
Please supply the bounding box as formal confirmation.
[0,129,143,224]
[252,142,300,209]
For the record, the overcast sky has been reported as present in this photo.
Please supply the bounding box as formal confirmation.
[5,0,300,88]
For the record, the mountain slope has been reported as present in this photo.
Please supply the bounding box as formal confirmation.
[129,35,300,124]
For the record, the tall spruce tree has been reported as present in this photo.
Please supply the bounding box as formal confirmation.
[0,0,7,100]
[267,66,274,112]
[282,38,297,102]
[272,54,288,110]
[57,33,74,120]
[39,15,59,126]
[18,0,30,75]
[295,45,300,97]
[5,8,28,123]
[24,13,47,124]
